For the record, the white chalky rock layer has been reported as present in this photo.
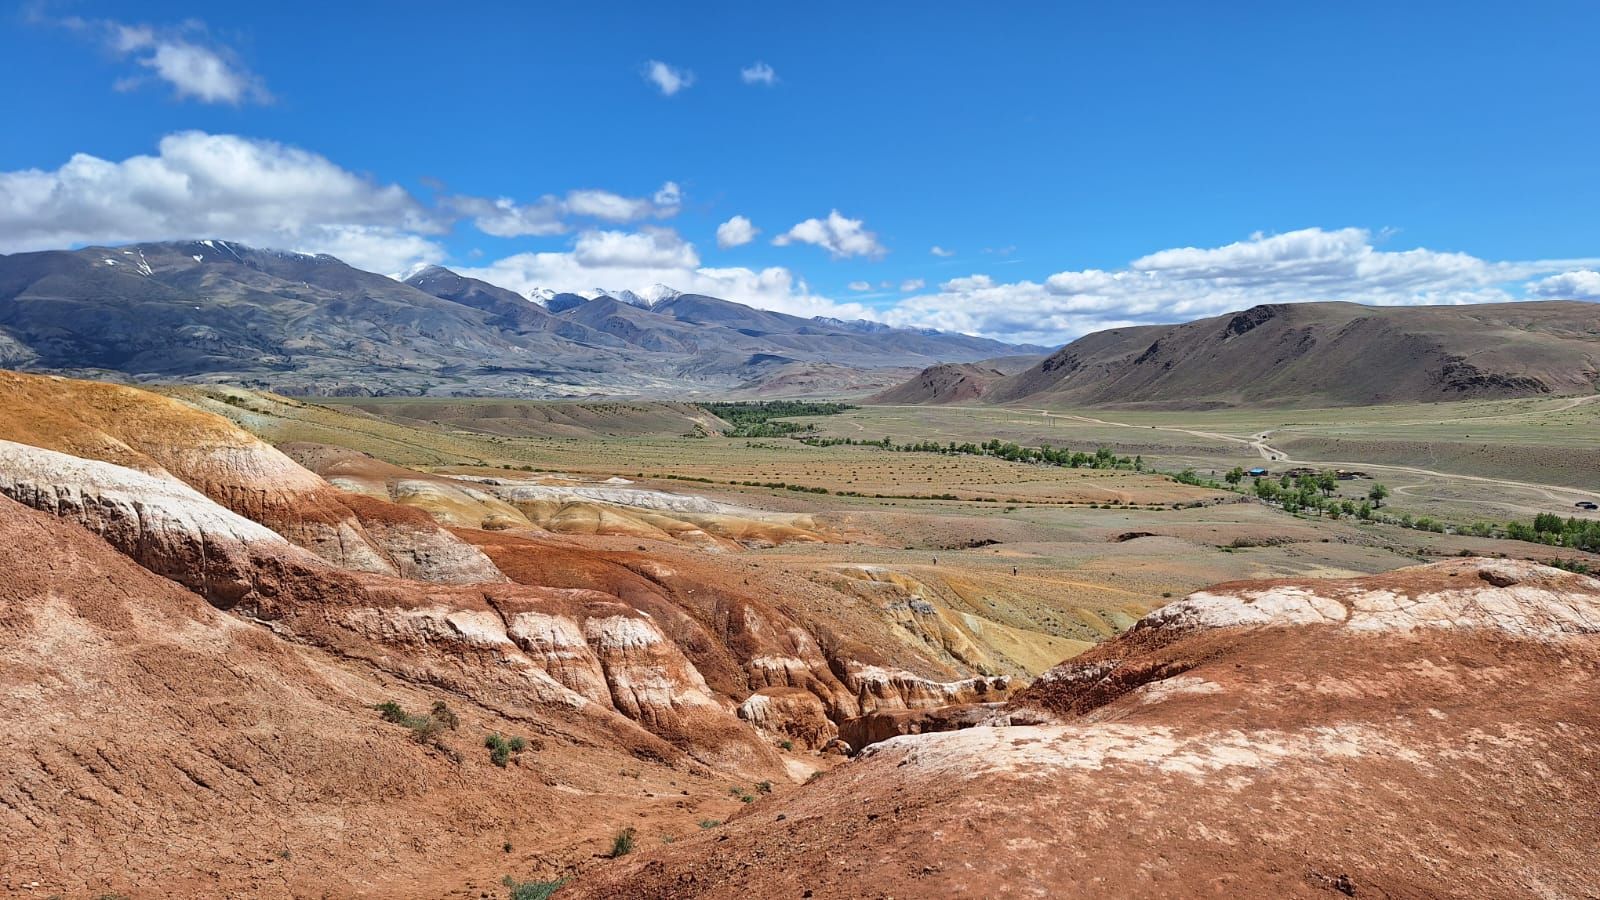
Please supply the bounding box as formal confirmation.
[491,482,731,515]
[0,439,309,606]
[1144,559,1600,639]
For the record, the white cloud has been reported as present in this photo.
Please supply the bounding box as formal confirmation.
[447,181,681,237]
[572,227,699,269]
[0,130,441,273]
[847,281,872,292]
[883,228,1600,345]
[567,185,678,222]
[446,195,565,238]
[653,181,683,207]
[458,228,872,321]
[930,245,954,257]
[716,215,759,248]
[740,62,777,85]
[1527,270,1600,300]
[773,210,887,259]
[900,278,925,292]
[0,131,694,274]
[644,60,694,96]
[65,17,269,105]
[305,226,448,276]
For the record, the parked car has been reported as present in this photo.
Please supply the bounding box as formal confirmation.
[1577,501,1599,510]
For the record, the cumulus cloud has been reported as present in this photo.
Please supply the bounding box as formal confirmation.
[773,210,887,259]
[444,195,564,238]
[847,281,872,292]
[0,130,440,272]
[63,17,269,104]
[900,278,925,292]
[0,131,696,273]
[930,245,954,257]
[653,181,683,207]
[716,215,758,248]
[1527,270,1600,300]
[572,227,699,269]
[567,185,680,222]
[882,228,1600,345]
[458,227,872,321]
[740,62,777,85]
[446,182,682,238]
[644,60,693,96]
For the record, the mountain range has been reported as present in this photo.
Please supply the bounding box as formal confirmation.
[877,300,1600,408]
[0,240,1046,397]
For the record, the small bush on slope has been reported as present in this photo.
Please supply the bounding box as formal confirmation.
[608,828,637,858]
[502,875,565,899]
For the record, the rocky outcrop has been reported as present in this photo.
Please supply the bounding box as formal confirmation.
[0,417,1014,779]
[288,441,830,548]
[838,663,1011,713]
[836,701,1003,751]
[0,371,506,583]
[0,492,784,898]
[0,430,777,773]
[572,559,1600,899]
[1141,557,1600,636]
[0,439,309,607]
[333,493,507,583]
[738,687,839,750]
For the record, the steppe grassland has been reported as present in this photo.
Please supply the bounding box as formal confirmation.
[795,400,1600,521]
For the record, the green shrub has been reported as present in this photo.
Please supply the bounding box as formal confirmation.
[429,701,460,730]
[608,828,636,858]
[698,819,721,829]
[374,700,457,746]
[485,733,520,767]
[501,875,565,900]
[374,700,409,724]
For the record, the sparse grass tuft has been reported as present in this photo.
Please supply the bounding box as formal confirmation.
[502,875,565,900]
[373,699,458,750]
[485,732,530,767]
[608,827,636,858]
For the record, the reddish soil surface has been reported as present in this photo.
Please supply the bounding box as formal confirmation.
[568,561,1600,899]
[5,370,1599,899]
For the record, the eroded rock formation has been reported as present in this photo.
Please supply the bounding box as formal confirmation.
[571,559,1600,899]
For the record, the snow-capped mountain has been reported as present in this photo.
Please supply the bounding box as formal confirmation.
[0,243,1048,396]
[577,284,683,308]
[812,316,896,334]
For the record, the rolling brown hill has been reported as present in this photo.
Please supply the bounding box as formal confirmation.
[867,362,1013,404]
[885,300,1600,408]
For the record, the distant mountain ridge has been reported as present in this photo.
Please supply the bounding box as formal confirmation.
[875,300,1600,409]
[0,241,1046,397]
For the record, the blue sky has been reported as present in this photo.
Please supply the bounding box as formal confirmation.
[2,0,1597,343]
